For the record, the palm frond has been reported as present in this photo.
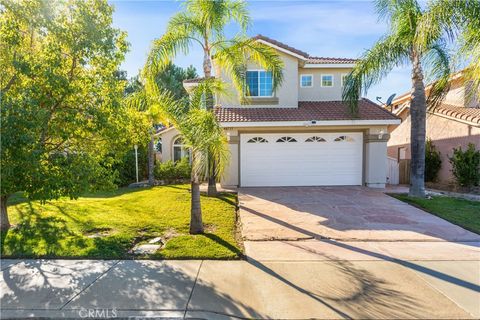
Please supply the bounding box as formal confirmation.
[343,34,410,114]
[422,41,451,109]
[189,78,230,109]
[214,37,284,101]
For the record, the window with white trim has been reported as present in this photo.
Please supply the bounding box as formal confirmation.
[246,70,273,97]
[321,74,334,87]
[173,137,190,162]
[276,136,297,143]
[300,74,313,88]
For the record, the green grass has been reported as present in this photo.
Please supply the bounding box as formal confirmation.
[1,185,242,259]
[390,194,480,234]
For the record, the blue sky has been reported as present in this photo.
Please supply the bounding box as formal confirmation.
[110,0,412,102]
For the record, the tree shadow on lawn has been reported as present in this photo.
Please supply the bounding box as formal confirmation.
[1,202,84,258]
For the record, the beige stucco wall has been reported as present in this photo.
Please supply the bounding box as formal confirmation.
[388,113,480,183]
[298,68,352,101]
[159,127,180,163]
[215,51,299,108]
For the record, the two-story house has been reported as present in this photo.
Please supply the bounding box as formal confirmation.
[158,35,400,188]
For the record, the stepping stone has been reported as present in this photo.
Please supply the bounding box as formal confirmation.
[131,244,161,255]
[148,237,163,244]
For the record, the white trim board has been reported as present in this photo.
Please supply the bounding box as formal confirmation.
[220,119,401,127]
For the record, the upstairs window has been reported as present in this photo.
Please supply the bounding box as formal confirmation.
[321,74,334,87]
[246,70,273,97]
[300,74,313,88]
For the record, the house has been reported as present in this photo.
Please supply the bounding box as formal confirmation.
[387,71,480,186]
[158,35,400,188]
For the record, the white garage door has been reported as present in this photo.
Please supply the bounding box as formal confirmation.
[240,132,363,187]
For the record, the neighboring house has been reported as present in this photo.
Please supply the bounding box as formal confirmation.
[158,35,400,188]
[387,71,480,186]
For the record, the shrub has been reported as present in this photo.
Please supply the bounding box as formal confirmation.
[425,139,442,182]
[154,158,191,182]
[112,145,148,186]
[449,143,480,188]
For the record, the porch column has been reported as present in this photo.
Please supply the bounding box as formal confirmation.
[221,129,239,187]
[364,128,390,188]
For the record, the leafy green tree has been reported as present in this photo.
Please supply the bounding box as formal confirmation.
[125,63,197,185]
[145,0,284,196]
[343,0,454,197]
[154,79,230,233]
[0,0,147,231]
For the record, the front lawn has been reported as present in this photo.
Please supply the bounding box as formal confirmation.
[1,185,242,259]
[390,194,480,234]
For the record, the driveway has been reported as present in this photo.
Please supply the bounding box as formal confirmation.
[239,186,480,242]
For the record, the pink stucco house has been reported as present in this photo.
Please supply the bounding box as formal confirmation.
[387,71,480,187]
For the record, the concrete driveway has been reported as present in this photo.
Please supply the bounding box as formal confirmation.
[239,186,480,242]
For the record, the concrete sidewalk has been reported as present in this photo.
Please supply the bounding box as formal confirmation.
[2,241,479,319]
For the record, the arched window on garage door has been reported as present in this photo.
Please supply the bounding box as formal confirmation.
[334,135,354,142]
[276,136,297,143]
[247,137,268,143]
[305,136,326,142]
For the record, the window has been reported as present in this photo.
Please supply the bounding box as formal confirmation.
[305,136,326,142]
[321,74,334,87]
[246,70,273,97]
[247,137,268,143]
[300,74,313,88]
[334,135,354,142]
[276,136,297,143]
[173,137,190,162]
[341,74,348,87]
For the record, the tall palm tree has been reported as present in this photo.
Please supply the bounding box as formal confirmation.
[343,0,452,197]
[151,79,230,233]
[145,0,283,196]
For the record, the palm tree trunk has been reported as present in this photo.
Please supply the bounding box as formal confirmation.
[190,166,204,234]
[203,48,218,196]
[409,51,427,198]
[148,133,155,186]
[1,195,10,231]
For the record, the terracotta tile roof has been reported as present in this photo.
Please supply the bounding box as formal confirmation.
[253,34,309,58]
[214,99,399,122]
[307,57,357,64]
[253,34,357,64]
[431,103,480,124]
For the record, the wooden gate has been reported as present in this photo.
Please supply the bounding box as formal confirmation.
[399,159,411,184]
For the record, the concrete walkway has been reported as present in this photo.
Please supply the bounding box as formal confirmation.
[2,241,479,319]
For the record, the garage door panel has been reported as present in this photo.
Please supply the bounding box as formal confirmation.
[240,133,363,186]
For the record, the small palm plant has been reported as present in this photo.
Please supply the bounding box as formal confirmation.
[145,0,283,196]
[151,78,230,234]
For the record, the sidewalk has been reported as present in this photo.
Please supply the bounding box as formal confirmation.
[2,241,479,319]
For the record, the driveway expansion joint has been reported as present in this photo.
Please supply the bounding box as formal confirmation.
[183,259,203,319]
[59,260,120,310]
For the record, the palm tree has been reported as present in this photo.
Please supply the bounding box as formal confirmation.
[145,0,283,196]
[125,64,197,186]
[151,79,230,233]
[343,0,453,198]
[418,0,480,99]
